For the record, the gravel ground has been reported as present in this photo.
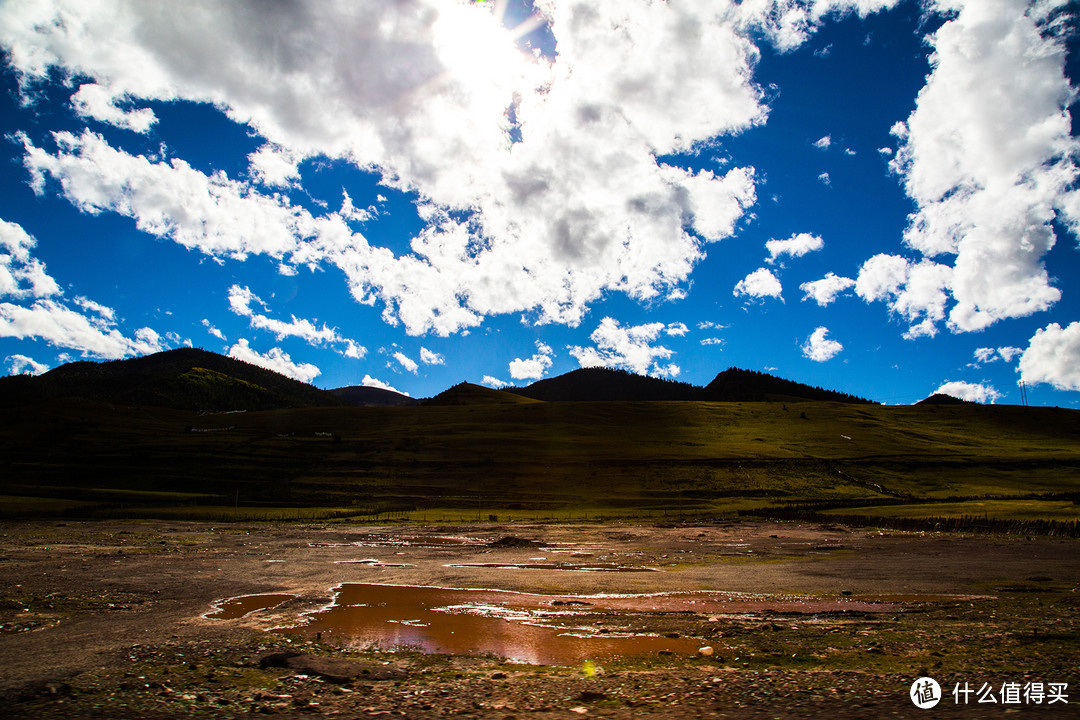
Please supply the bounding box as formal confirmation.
[1,518,1078,718]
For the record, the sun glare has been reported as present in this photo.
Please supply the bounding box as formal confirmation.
[432,1,544,105]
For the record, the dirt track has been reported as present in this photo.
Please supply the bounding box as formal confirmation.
[1,519,1078,718]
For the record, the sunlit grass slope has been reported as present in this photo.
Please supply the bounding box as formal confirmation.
[2,394,1078,521]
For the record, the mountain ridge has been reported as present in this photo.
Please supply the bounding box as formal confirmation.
[0,348,879,409]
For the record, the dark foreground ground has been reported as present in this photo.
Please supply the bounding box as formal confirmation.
[1,519,1078,718]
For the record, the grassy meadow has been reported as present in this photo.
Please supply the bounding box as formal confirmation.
[1,393,1078,527]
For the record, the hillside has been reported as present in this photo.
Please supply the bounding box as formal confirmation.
[2,392,1078,523]
[702,368,875,403]
[0,348,344,411]
[329,385,419,407]
[507,367,700,401]
[508,366,875,403]
[425,382,544,406]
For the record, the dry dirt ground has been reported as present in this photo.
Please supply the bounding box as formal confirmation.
[1,518,1078,719]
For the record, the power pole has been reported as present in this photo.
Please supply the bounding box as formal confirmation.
[1018,380,1028,407]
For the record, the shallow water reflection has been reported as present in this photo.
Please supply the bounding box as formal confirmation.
[285,583,703,665]
[205,593,296,620]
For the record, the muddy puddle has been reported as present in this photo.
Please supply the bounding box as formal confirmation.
[257,583,900,666]
[281,583,704,665]
[205,593,296,620]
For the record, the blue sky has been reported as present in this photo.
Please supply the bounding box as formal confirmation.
[0,0,1078,405]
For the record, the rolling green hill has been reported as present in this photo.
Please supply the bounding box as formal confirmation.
[0,348,344,411]
[1,394,1077,525]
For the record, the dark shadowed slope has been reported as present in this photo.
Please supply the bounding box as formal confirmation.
[425,382,544,405]
[702,368,876,404]
[916,393,973,406]
[329,385,420,407]
[507,366,876,403]
[506,367,701,402]
[0,347,345,411]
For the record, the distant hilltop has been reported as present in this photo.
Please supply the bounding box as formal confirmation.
[0,347,878,411]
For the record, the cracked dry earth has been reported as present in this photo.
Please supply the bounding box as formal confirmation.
[1,519,1078,718]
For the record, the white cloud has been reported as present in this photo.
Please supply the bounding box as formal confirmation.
[813,135,832,149]
[855,254,952,338]
[886,0,1079,334]
[393,351,418,374]
[697,320,727,331]
[0,218,60,299]
[361,374,409,396]
[227,285,365,358]
[0,217,163,359]
[70,83,156,133]
[4,1,766,337]
[801,326,843,362]
[700,337,724,346]
[202,318,226,341]
[509,340,554,381]
[665,322,689,337]
[996,346,1021,363]
[420,347,444,365]
[817,171,831,185]
[247,144,300,188]
[972,346,1022,366]
[6,353,49,375]
[800,272,855,306]
[734,267,783,301]
[567,317,678,377]
[227,338,320,383]
[734,0,903,52]
[1018,322,1080,392]
[0,299,164,359]
[482,375,511,389]
[766,232,824,263]
[73,295,115,321]
[933,380,1002,404]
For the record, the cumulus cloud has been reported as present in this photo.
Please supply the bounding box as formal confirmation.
[734,267,783,301]
[482,375,511,389]
[855,254,951,338]
[248,144,301,189]
[971,345,1022,366]
[509,340,554,381]
[227,285,365,358]
[420,347,444,365]
[665,322,689,337]
[801,326,843,362]
[1018,321,1080,392]
[361,374,409,396]
[933,380,1002,404]
[70,83,156,133]
[813,135,832,149]
[700,337,724,346]
[567,317,678,377]
[393,351,418,374]
[0,217,163,359]
[227,338,320,383]
[766,232,824,263]
[4,1,769,337]
[6,353,49,375]
[800,272,855,306]
[0,218,60,299]
[886,0,1080,334]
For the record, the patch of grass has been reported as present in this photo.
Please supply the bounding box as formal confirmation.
[2,399,1078,521]
[822,499,1080,522]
